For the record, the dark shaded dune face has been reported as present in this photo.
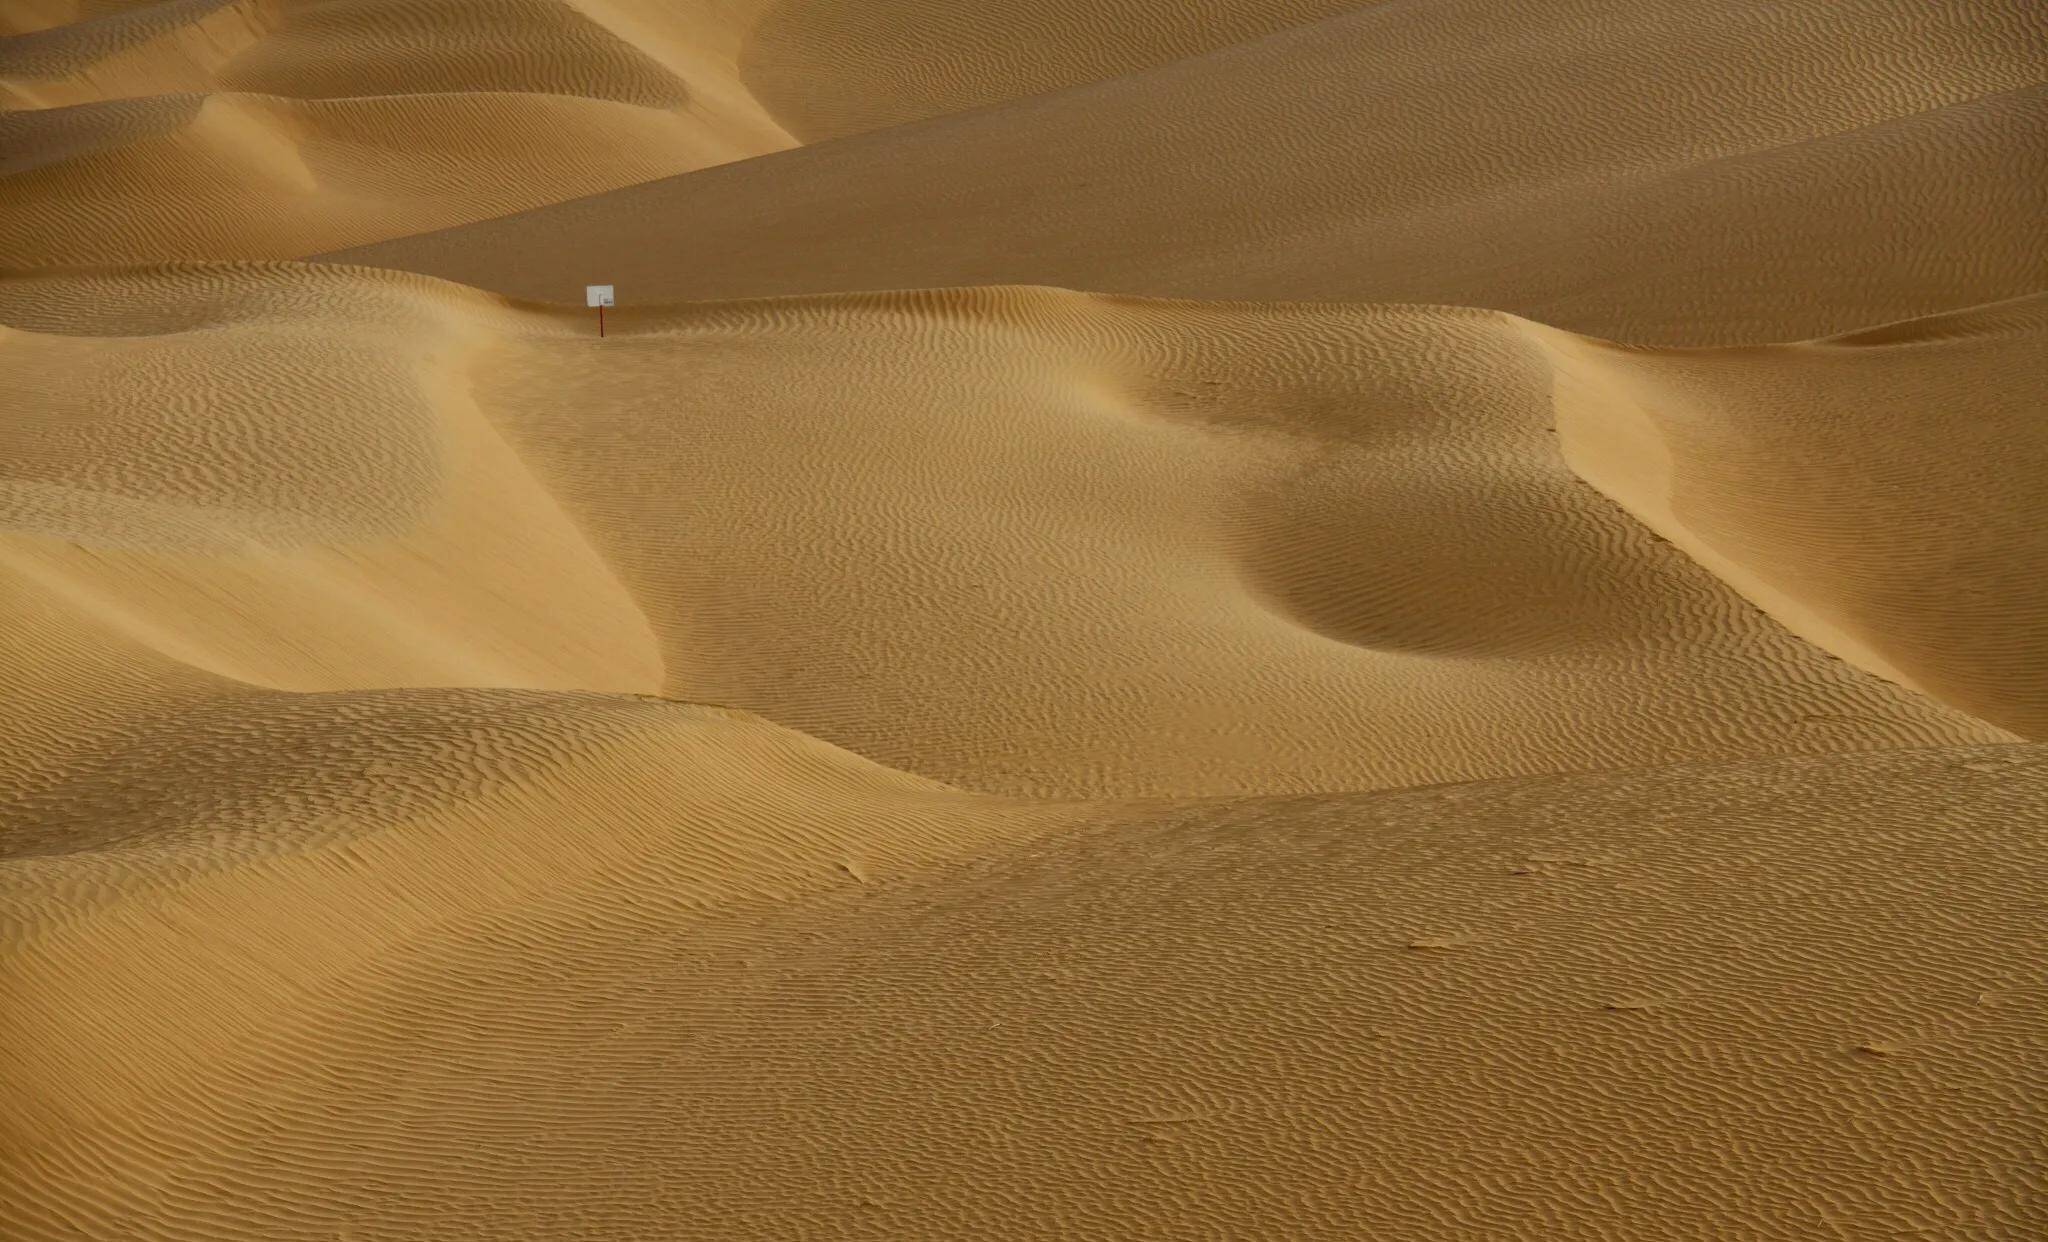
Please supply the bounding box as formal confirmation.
[1475,84,2048,342]
[0,0,247,66]
[1542,295,2048,739]
[0,0,276,107]
[0,1,796,263]
[0,92,204,176]
[0,90,791,265]
[0,687,674,860]
[0,0,687,104]
[1214,311,1660,658]
[1237,468,1643,657]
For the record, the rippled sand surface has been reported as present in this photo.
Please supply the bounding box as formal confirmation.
[4,2,2044,1238]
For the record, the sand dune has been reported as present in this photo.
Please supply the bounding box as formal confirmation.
[5,265,2031,802]
[331,0,2048,342]
[4,0,2046,1237]
[739,0,1365,140]
[0,0,794,262]
[6,702,2042,1238]
[1537,299,2048,737]
[2,0,1377,264]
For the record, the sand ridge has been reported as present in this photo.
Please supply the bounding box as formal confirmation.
[0,0,796,262]
[1535,297,2048,737]
[4,265,2030,802]
[329,0,2048,343]
[1,0,1391,265]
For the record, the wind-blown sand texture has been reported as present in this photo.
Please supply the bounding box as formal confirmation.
[3,2,2046,1239]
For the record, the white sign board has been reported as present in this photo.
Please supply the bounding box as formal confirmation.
[586,284,615,308]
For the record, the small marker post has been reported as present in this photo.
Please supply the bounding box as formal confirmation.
[586,284,614,337]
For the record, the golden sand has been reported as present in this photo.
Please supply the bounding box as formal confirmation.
[3,2,2044,1238]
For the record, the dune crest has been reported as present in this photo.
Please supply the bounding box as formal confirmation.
[0,0,797,263]
[1535,297,2048,737]
[7,266,2030,806]
[328,0,2048,343]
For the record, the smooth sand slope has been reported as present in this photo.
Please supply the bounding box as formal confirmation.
[4,0,2047,1238]
[2,0,1371,265]
[331,0,2048,343]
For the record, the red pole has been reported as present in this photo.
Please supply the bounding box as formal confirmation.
[598,304,606,338]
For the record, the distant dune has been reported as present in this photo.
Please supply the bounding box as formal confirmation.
[3,1,2044,1239]
[328,0,2048,342]
[1,0,1376,265]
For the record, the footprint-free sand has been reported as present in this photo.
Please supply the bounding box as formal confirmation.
[4,2,2044,1238]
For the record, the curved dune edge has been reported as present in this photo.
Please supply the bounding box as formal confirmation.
[12,266,2031,807]
[323,3,2048,345]
[3,706,2041,1238]
[5,2,2042,1236]
[0,694,1018,1128]
[1,264,2034,807]
[1523,295,2048,738]
[0,89,789,265]
[1,0,1412,266]
[0,1,266,98]
[0,0,799,265]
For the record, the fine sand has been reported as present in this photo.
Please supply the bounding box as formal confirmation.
[3,2,2045,1239]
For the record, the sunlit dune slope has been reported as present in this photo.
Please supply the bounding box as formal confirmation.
[330,0,2048,343]
[0,0,795,264]
[1,0,1376,266]
[0,689,1059,1233]
[5,710,2041,1239]
[1,265,2034,806]
[0,266,661,713]
[5,0,2047,1236]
